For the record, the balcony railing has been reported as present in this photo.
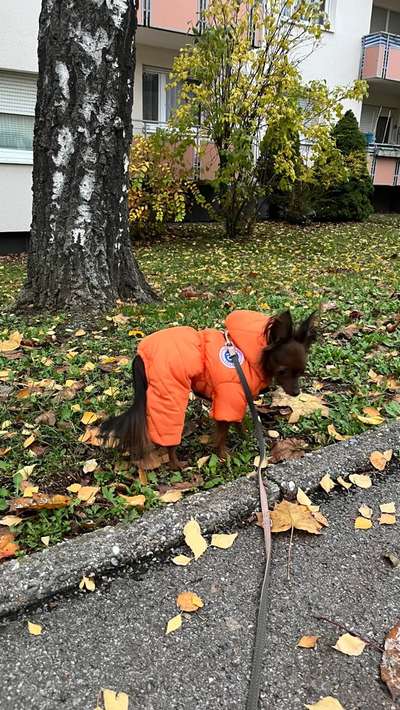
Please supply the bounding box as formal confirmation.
[361,32,400,81]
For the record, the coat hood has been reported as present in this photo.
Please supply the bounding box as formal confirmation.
[224,310,272,375]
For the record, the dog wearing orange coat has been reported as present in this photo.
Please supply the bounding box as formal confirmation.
[100,309,318,469]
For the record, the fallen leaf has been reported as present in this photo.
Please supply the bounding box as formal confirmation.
[271,389,329,424]
[67,483,82,493]
[35,411,56,426]
[166,613,182,635]
[384,552,400,568]
[172,555,192,566]
[269,437,307,463]
[305,697,344,710]
[176,591,204,612]
[135,447,169,470]
[16,464,37,480]
[78,426,103,447]
[270,501,322,534]
[23,434,36,449]
[0,530,19,560]
[349,474,372,489]
[327,424,349,441]
[370,451,390,471]
[0,331,23,352]
[197,455,211,469]
[118,494,146,508]
[81,411,99,425]
[253,454,268,469]
[112,314,130,325]
[211,533,238,549]
[41,536,50,547]
[0,515,23,527]
[82,458,98,474]
[159,490,183,503]
[27,621,42,636]
[296,488,314,509]
[334,323,359,340]
[9,494,71,512]
[337,476,352,490]
[22,485,39,497]
[321,301,337,312]
[128,329,144,337]
[138,468,148,485]
[297,635,319,649]
[356,414,384,426]
[334,633,366,656]
[74,328,86,336]
[320,474,336,493]
[379,514,396,525]
[0,447,11,458]
[77,486,99,504]
[199,434,211,444]
[312,511,329,527]
[358,505,373,519]
[381,622,400,700]
[102,688,129,710]
[79,576,96,592]
[355,516,373,530]
[183,518,208,559]
[267,429,280,439]
[380,502,396,514]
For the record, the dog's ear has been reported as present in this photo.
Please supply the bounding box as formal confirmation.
[295,311,319,349]
[266,311,293,349]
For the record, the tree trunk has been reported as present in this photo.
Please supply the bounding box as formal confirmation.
[17,0,156,314]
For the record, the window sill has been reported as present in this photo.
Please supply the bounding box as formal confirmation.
[0,149,33,165]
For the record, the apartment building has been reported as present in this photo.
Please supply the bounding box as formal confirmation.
[0,0,398,242]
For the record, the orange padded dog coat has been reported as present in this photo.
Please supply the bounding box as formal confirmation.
[137,310,272,447]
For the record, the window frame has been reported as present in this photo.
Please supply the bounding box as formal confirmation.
[142,66,178,127]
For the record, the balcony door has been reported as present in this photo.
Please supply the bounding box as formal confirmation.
[142,67,180,127]
[370,6,400,34]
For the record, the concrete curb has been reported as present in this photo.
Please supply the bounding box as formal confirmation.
[0,421,398,619]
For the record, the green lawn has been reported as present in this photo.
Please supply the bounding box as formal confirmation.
[0,217,399,554]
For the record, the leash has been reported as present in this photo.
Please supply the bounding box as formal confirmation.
[224,331,272,710]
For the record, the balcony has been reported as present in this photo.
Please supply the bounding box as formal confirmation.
[137,0,199,34]
[361,32,400,81]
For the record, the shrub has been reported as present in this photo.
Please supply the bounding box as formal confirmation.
[128,133,201,238]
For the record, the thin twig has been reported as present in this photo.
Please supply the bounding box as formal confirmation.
[313,614,384,652]
[287,525,294,581]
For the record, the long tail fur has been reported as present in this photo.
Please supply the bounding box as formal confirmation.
[100,355,149,459]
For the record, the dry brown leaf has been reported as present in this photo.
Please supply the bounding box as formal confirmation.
[79,576,96,592]
[35,410,56,427]
[211,533,238,549]
[103,688,129,710]
[370,451,390,471]
[355,516,372,530]
[0,331,23,353]
[78,426,103,447]
[380,502,396,514]
[381,623,400,700]
[82,458,98,474]
[135,447,169,470]
[270,501,322,535]
[320,474,336,493]
[296,488,314,509]
[269,437,307,463]
[176,591,204,612]
[183,518,208,559]
[358,505,373,519]
[23,433,36,449]
[271,389,329,424]
[81,411,99,426]
[118,494,146,508]
[356,413,384,426]
[312,511,329,527]
[171,555,192,566]
[297,635,319,649]
[77,486,99,504]
[327,424,350,441]
[0,530,19,560]
[0,447,11,458]
[0,515,23,527]
[349,474,372,489]
[9,493,71,513]
[337,476,352,490]
[67,483,82,493]
[197,455,210,469]
[111,313,129,325]
[165,613,182,635]
[305,697,344,710]
[334,633,366,656]
[379,514,396,525]
[159,490,183,504]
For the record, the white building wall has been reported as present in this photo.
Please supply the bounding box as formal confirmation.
[0,165,33,232]
[0,0,40,73]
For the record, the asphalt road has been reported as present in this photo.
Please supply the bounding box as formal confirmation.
[1,467,400,710]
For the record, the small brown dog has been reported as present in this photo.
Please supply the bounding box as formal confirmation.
[101,309,318,468]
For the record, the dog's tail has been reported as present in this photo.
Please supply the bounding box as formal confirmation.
[100,355,149,459]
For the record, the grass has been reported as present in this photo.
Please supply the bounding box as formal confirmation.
[0,216,399,554]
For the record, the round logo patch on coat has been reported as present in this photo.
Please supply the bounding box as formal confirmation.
[219,345,244,369]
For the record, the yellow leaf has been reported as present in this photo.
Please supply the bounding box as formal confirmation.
[159,490,183,503]
[379,514,396,525]
[356,414,384,426]
[296,488,313,508]
[16,464,37,480]
[77,486,99,504]
[271,389,329,424]
[380,502,396,514]
[81,361,95,372]
[23,434,36,449]
[41,536,50,547]
[349,474,372,489]
[28,621,42,636]
[71,404,81,413]
[305,697,344,710]
[211,533,238,549]
[82,458,98,474]
[253,454,268,469]
[320,474,335,493]
[337,476,352,490]
[197,455,210,469]
[183,518,208,560]
[79,576,96,592]
[118,494,146,508]
[166,613,182,635]
[370,451,389,471]
[0,331,23,352]
[297,635,319,649]
[333,632,366,656]
[23,485,39,497]
[0,369,11,380]
[104,387,119,397]
[102,688,129,710]
[74,328,86,337]
[67,483,82,493]
[81,411,99,425]
[171,555,192,566]
[0,515,23,527]
[128,329,144,337]
[327,424,349,441]
[78,426,103,447]
[354,516,372,530]
[358,505,373,519]
[270,501,322,535]
[176,591,204,612]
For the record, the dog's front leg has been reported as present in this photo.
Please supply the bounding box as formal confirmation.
[167,446,188,471]
[214,421,230,460]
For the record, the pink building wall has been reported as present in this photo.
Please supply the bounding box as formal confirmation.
[386,47,400,81]
[140,0,198,33]
[362,45,385,79]
[373,158,397,186]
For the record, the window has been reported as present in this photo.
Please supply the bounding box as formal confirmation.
[142,0,151,27]
[370,7,400,34]
[0,71,37,164]
[142,68,180,124]
[282,0,328,26]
